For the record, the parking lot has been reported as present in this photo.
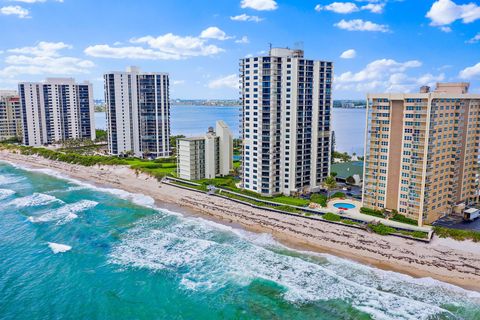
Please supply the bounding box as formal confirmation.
[432,215,480,232]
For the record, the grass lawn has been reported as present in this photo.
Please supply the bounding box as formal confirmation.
[126,158,177,179]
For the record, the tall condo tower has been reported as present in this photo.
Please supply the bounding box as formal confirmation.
[104,66,170,158]
[0,90,22,142]
[363,83,480,225]
[19,78,95,146]
[240,48,333,196]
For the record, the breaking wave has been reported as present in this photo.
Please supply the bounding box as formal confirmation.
[28,200,98,224]
[109,214,480,320]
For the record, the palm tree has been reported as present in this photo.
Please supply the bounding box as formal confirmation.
[323,175,337,200]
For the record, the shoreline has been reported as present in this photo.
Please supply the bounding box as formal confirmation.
[1,150,480,292]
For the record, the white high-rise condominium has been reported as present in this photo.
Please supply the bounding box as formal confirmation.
[0,90,22,142]
[240,48,333,196]
[104,66,171,158]
[18,78,95,146]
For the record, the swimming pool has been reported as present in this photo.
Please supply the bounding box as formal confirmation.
[334,203,356,210]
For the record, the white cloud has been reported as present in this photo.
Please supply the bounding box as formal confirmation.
[426,0,480,27]
[361,3,384,14]
[230,13,263,22]
[9,41,71,56]
[335,58,434,93]
[440,26,452,32]
[85,30,225,60]
[315,2,384,14]
[340,49,357,59]
[240,0,277,11]
[235,36,250,44]
[459,62,480,79]
[334,19,389,32]
[173,80,185,85]
[0,5,29,18]
[0,41,94,77]
[208,74,239,89]
[316,2,359,14]
[467,33,480,44]
[199,27,232,40]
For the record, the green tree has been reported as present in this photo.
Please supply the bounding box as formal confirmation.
[346,176,355,184]
[95,129,107,142]
[323,175,337,199]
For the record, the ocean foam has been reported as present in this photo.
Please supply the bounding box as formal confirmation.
[28,200,98,224]
[48,242,72,254]
[0,174,25,186]
[9,193,62,208]
[6,162,157,209]
[108,214,480,320]
[0,188,15,200]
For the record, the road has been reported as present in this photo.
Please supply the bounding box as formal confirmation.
[432,215,480,232]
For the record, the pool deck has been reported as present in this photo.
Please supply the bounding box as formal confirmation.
[324,199,432,233]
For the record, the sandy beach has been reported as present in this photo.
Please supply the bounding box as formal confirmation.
[2,149,480,292]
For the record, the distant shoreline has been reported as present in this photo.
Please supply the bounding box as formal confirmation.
[1,149,479,292]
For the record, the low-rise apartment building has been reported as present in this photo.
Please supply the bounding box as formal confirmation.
[177,121,233,180]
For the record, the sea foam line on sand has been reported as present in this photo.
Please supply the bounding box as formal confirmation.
[1,159,156,209]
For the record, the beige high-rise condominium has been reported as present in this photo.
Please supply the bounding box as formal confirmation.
[363,83,480,226]
[0,90,22,142]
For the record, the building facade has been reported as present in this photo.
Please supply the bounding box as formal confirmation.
[240,48,333,196]
[104,66,170,158]
[363,83,480,225]
[177,121,233,180]
[18,78,95,146]
[0,91,22,142]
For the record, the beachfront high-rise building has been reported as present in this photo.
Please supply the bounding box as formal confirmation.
[18,78,95,146]
[240,48,333,196]
[0,90,22,142]
[104,66,170,158]
[177,120,233,180]
[363,83,480,225]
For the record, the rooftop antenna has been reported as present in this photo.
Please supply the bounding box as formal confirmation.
[268,43,272,54]
[294,41,304,50]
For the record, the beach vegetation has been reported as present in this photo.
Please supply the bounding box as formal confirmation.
[433,226,480,242]
[360,207,384,218]
[368,223,428,239]
[323,212,342,222]
[391,213,418,226]
[310,194,327,207]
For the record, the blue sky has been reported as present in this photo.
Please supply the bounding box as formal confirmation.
[0,0,479,99]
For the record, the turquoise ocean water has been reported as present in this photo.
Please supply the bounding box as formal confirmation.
[1,161,480,319]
